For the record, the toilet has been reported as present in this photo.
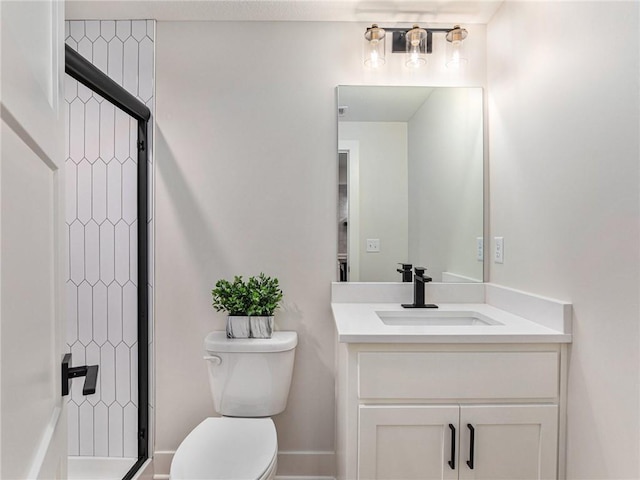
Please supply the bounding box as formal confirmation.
[170,331,298,480]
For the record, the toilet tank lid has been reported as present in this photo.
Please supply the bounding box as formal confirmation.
[205,331,298,353]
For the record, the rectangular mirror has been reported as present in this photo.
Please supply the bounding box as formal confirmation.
[337,85,484,283]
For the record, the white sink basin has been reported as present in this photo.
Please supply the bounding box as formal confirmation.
[376,310,503,326]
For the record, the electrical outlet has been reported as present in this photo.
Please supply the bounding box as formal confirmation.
[366,238,380,253]
[494,237,504,264]
[476,237,484,262]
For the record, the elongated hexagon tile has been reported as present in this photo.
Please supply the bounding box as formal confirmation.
[92,160,107,224]
[122,282,137,347]
[93,37,108,75]
[131,20,146,41]
[65,160,77,223]
[85,220,100,285]
[101,20,115,41]
[108,404,123,456]
[122,159,137,224]
[86,341,101,405]
[138,37,154,102]
[114,221,130,286]
[114,109,132,163]
[146,20,154,39]
[67,281,78,344]
[93,282,108,346]
[123,37,139,96]
[76,160,92,224]
[129,221,138,285]
[65,76,78,102]
[85,20,100,41]
[67,401,79,455]
[94,403,109,457]
[107,38,123,86]
[77,281,93,346]
[107,282,123,345]
[69,221,85,285]
[115,343,131,406]
[130,343,138,407]
[84,98,100,163]
[99,221,115,284]
[100,342,116,406]
[70,342,86,402]
[69,21,85,42]
[123,403,138,457]
[69,99,85,162]
[116,20,131,41]
[99,102,115,161]
[106,161,122,223]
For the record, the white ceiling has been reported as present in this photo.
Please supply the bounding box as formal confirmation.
[66,0,503,24]
[338,86,436,122]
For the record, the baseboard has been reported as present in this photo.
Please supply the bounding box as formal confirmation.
[152,450,335,479]
[277,451,335,478]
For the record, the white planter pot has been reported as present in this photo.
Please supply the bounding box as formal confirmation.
[226,316,250,339]
[250,316,274,338]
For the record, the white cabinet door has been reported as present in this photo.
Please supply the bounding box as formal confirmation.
[359,405,459,480]
[459,405,558,480]
[0,0,66,478]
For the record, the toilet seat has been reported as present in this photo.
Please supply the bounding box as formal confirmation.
[170,417,278,480]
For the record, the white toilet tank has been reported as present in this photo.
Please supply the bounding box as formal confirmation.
[203,331,297,417]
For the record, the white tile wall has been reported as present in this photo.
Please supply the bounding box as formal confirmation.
[65,20,154,458]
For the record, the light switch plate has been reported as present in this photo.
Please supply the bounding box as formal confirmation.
[366,238,380,253]
[494,237,504,263]
[476,237,484,262]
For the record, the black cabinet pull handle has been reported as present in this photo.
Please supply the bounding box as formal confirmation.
[448,424,456,469]
[466,423,475,469]
[62,353,99,396]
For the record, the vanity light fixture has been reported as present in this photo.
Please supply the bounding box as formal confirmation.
[363,24,386,68]
[445,25,468,69]
[363,23,468,70]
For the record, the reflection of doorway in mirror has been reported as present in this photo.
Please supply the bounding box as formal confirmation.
[338,140,360,281]
[338,152,348,281]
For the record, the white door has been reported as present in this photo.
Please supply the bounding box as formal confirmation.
[359,405,459,480]
[1,0,67,478]
[458,405,558,480]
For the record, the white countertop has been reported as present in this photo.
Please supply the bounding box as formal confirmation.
[331,302,572,344]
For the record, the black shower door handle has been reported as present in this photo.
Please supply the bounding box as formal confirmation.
[61,353,99,396]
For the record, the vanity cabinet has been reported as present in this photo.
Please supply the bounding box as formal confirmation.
[336,344,567,480]
[359,404,557,480]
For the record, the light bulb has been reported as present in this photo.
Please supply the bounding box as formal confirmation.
[364,25,386,68]
[446,26,468,69]
[405,25,427,69]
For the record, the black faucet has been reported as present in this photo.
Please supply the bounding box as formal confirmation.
[397,263,413,282]
[401,267,438,309]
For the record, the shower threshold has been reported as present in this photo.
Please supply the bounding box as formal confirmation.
[68,456,138,480]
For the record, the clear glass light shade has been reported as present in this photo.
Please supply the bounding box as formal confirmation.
[364,25,386,68]
[405,26,427,69]
[445,26,468,69]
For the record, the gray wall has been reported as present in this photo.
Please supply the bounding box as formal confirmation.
[488,2,639,478]
[154,20,486,476]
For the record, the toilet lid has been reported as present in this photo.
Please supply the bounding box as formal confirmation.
[171,417,277,480]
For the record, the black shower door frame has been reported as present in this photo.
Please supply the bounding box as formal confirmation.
[65,44,150,480]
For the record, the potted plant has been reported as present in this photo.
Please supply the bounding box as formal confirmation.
[247,273,283,338]
[211,273,284,339]
[211,275,251,338]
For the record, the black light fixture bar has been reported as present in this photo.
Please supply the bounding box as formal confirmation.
[365,25,459,55]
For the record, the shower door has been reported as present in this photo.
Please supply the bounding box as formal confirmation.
[64,20,153,480]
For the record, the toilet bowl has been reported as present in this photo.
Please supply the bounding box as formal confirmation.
[170,418,277,480]
[170,331,297,480]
